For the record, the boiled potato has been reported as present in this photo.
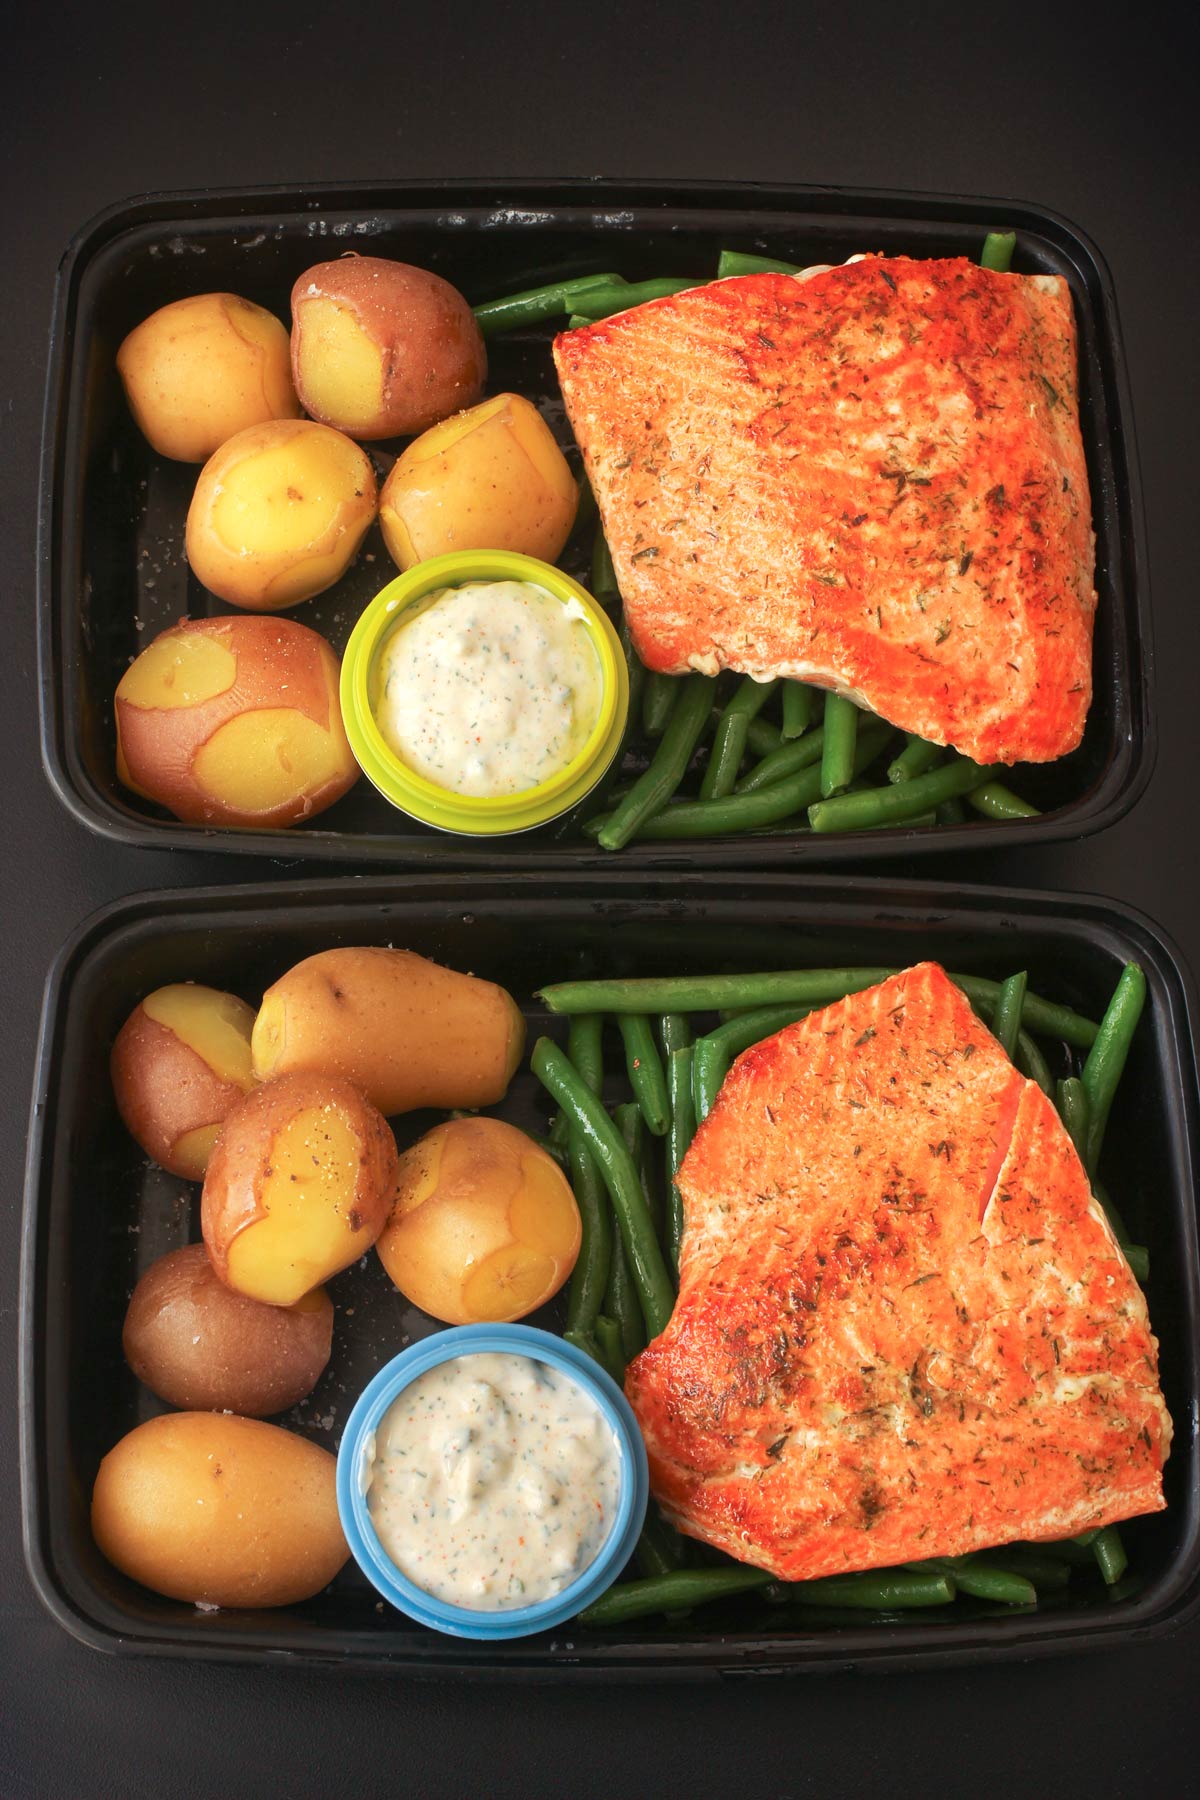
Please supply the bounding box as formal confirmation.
[115,614,358,828]
[290,255,485,440]
[92,1412,347,1607]
[111,984,256,1179]
[201,1071,397,1306]
[251,946,525,1116]
[376,1118,580,1324]
[378,393,578,571]
[122,1244,333,1415]
[116,292,300,463]
[185,418,376,611]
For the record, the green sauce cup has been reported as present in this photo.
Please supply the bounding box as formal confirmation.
[339,550,628,835]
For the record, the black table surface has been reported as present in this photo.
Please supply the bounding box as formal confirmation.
[3,7,1197,1795]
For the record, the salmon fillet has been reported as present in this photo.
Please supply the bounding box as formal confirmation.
[554,259,1096,765]
[625,964,1170,1580]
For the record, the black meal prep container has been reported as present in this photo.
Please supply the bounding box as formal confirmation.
[20,874,1200,1676]
[38,179,1152,866]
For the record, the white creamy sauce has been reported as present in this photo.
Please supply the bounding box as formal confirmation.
[366,1352,622,1611]
[373,580,603,797]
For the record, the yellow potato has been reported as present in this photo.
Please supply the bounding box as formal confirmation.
[122,1245,333,1415]
[117,292,300,462]
[290,255,486,439]
[110,984,256,1179]
[251,946,526,1116]
[114,614,359,828]
[185,418,376,610]
[376,1118,580,1323]
[91,1412,348,1607]
[378,393,578,572]
[201,1071,397,1306]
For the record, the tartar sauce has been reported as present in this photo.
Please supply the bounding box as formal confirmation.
[372,580,603,797]
[366,1352,621,1611]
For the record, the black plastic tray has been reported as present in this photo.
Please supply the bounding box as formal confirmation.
[20,874,1200,1676]
[38,179,1153,866]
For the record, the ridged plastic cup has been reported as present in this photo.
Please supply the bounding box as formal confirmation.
[336,1324,649,1640]
[339,551,629,836]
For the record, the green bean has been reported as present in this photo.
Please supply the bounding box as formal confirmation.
[1040,1537,1105,1567]
[586,720,892,842]
[692,1003,817,1123]
[1092,1180,1132,1244]
[887,735,945,784]
[547,1108,570,1153]
[990,971,1027,1061]
[981,230,1017,272]
[617,1015,670,1137]
[967,782,1040,821]
[810,757,1003,832]
[634,1510,687,1579]
[988,1549,1072,1589]
[571,278,701,319]
[610,1105,649,1362]
[1082,963,1147,1173]
[642,671,678,739]
[596,673,716,851]
[701,677,781,800]
[578,1567,773,1625]
[780,680,816,740]
[566,313,593,329]
[1073,1528,1100,1546]
[746,717,783,758]
[540,969,1099,1045]
[906,1558,1036,1606]
[780,1571,954,1609]
[474,271,628,337]
[1124,1243,1150,1282]
[659,1013,692,1060]
[666,1045,695,1270]
[590,520,620,608]
[717,249,803,278]
[820,692,858,797]
[1056,1076,1091,1165]
[531,1039,675,1338]
[1092,1526,1128,1586]
[936,796,968,825]
[1015,1028,1054,1096]
[563,1016,612,1337]
[592,1315,626,1384]
[529,1131,568,1168]
[573,474,597,534]
[734,725,825,794]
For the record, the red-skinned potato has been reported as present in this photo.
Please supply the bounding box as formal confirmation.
[290,255,486,439]
[111,984,256,1179]
[92,1412,347,1607]
[116,292,301,463]
[114,614,359,828]
[122,1244,333,1415]
[201,1072,397,1306]
[185,417,376,611]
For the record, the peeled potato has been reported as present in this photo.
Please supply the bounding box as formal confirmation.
[251,946,525,1116]
[378,392,578,572]
[111,984,256,1179]
[117,292,300,462]
[376,1117,580,1324]
[201,1071,397,1306]
[115,614,358,828]
[185,417,376,611]
[290,255,486,439]
[122,1245,333,1415]
[92,1412,347,1608]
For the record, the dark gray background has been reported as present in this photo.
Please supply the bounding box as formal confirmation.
[3,4,1196,1795]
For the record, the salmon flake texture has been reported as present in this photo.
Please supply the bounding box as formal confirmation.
[554,258,1096,765]
[625,964,1170,1581]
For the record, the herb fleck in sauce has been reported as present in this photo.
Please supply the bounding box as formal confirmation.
[366,1352,622,1611]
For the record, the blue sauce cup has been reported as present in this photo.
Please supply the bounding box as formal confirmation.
[336,1324,649,1640]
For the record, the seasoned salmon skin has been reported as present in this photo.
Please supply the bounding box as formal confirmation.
[625,964,1170,1581]
[554,259,1096,765]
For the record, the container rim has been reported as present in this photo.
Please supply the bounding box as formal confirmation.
[335,1325,648,1638]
